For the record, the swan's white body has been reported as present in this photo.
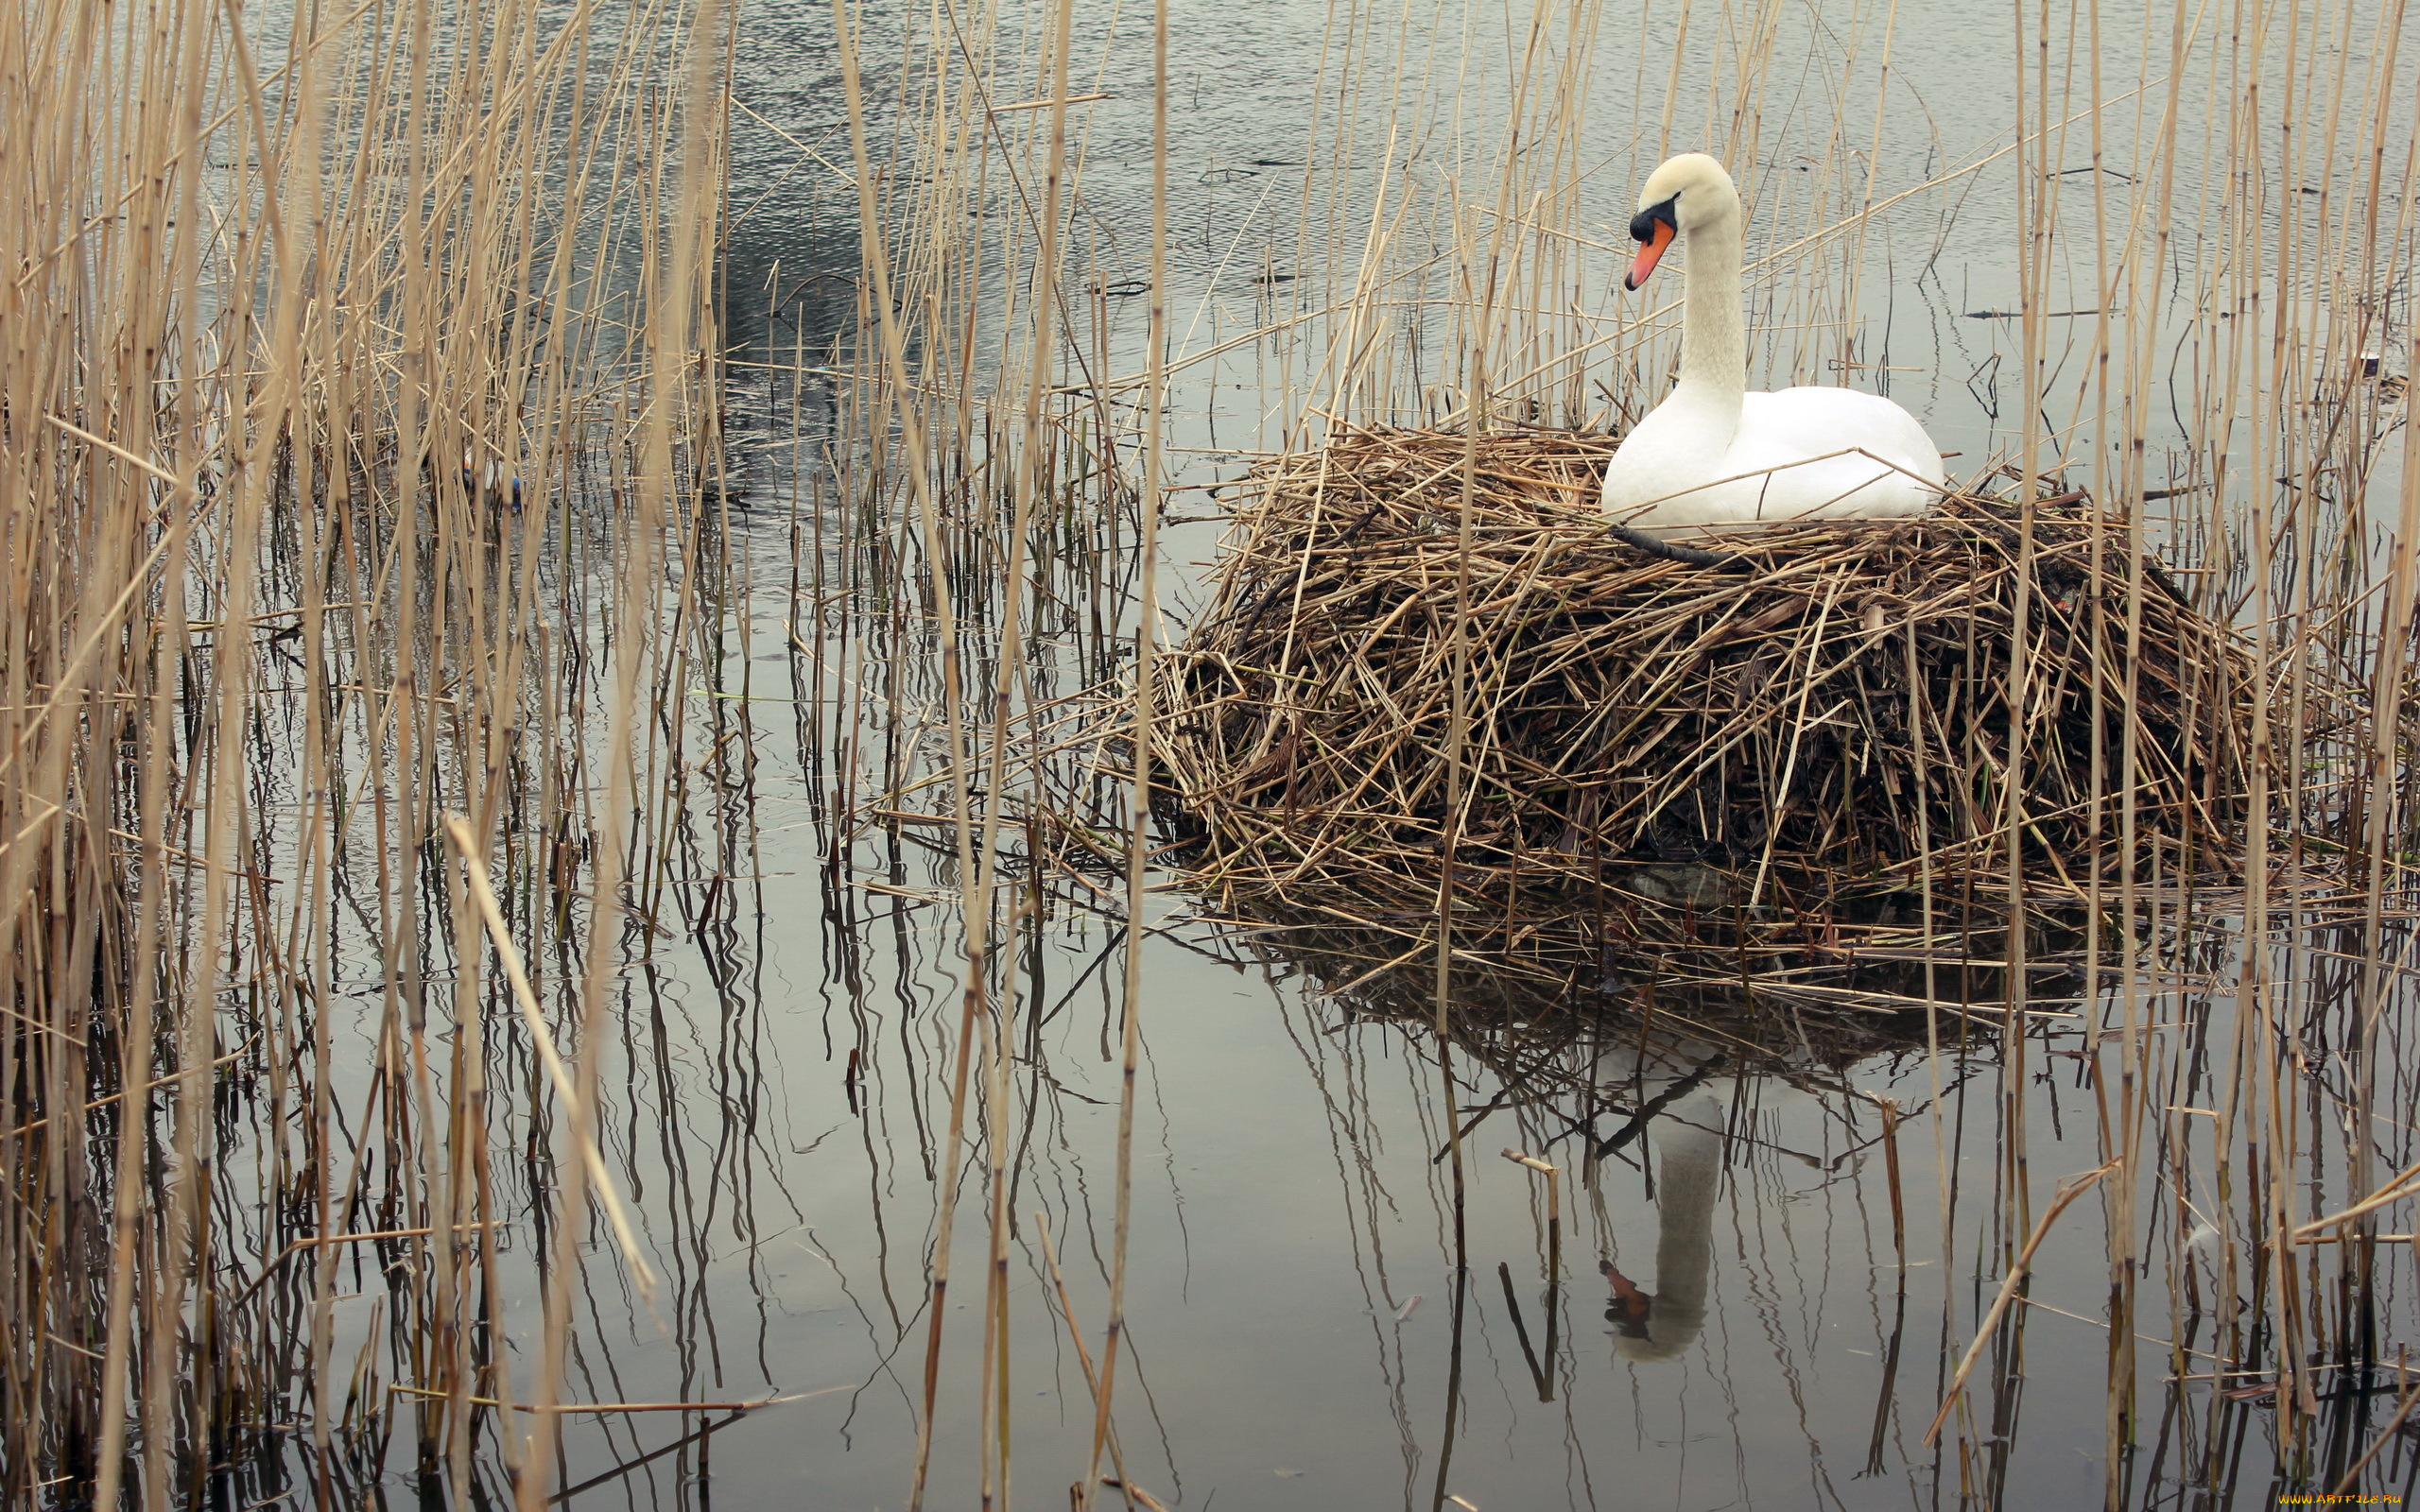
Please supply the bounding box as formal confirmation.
[1602,155,1944,528]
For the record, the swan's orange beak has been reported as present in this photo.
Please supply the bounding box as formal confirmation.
[1625,219,1674,291]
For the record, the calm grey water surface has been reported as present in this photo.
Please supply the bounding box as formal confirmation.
[475,2,2417,1507]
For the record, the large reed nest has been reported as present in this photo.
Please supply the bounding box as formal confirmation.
[1153,423,2253,925]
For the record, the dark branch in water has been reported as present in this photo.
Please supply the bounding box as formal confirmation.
[1596,1053,1731,1159]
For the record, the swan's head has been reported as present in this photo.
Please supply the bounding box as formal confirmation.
[1623,153,1738,291]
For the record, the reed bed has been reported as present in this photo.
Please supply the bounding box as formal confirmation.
[1154,423,2264,932]
[1,0,732,1504]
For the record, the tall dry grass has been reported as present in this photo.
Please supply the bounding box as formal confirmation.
[1,0,727,1503]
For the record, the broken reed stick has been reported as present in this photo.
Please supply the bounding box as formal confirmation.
[1097,1479,1174,1512]
[389,1385,795,1414]
[1871,1095,1907,1264]
[1033,1212,1140,1498]
[301,1223,499,1246]
[7,1042,253,1136]
[2290,1153,2420,1241]
[225,1221,508,1310]
[1500,1147,1561,1225]
[1925,1161,2117,1445]
[441,816,657,1303]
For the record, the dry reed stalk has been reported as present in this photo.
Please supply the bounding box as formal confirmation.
[1079,0,1171,1504]
[1924,1160,2118,1446]
[825,8,992,1508]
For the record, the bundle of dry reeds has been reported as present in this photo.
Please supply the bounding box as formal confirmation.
[1155,423,2257,922]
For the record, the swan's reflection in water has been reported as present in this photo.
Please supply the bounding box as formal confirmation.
[1580,993,1741,1367]
[1203,875,2066,1493]
[1599,1076,1724,1364]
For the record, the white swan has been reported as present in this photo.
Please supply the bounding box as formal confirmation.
[1601,153,1945,528]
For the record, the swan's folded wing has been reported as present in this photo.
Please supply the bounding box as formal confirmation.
[1726,387,1943,518]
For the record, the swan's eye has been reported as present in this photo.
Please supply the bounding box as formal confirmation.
[1629,195,1679,243]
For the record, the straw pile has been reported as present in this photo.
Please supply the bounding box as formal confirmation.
[1154,423,2252,923]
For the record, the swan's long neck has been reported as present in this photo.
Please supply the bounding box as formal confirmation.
[1651,1114,1722,1320]
[1675,200,1747,406]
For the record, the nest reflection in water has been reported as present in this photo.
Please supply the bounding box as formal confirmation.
[1196,885,2072,1371]
[1211,875,2075,1089]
